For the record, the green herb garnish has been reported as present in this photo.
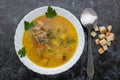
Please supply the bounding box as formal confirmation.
[47,49,54,53]
[45,6,57,18]
[47,33,56,39]
[67,38,76,44]
[18,47,26,58]
[59,38,76,48]
[24,21,34,30]
[57,28,60,33]
[60,40,64,46]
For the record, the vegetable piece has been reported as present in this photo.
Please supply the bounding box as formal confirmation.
[52,40,59,46]
[63,55,66,61]
[24,21,34,30]
[45,6,57,18]
[98,48,104,54]
[60,34,66,40]
[55,54,63,59]
[36,44,46,50]
[18,47,26,58]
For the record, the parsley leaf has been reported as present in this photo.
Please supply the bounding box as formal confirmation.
[24,21,34,30]
[45,6,57,18]
[18,47,26,58]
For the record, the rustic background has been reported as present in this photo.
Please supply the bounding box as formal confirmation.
[0,0,120,80]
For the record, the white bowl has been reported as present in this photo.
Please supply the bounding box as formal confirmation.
[14,6,85,75]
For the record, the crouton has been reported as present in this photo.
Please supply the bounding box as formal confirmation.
[94,25,99,32]
[98,48,105,54]
[102,45,108,51]
[91,31,97,37]
[99,39,107,46]
[106,33,115,41]
[107,25,112,32]
[106,41,111,46]
[93,24,114,54]
[99,26,107,34]
[95,39,100,45]
[99,34,106,39]
[106,32,111,36]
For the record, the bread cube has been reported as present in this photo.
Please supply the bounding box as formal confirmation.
[98,48,105,54]
[102,45,108,51]
[99,39,107,46]
[99,26,107,34]
[94,25,99,32]
[107,25,112,32]
[91,31,97,37]
[95,39,100,45]
[106,33,115,41]
[107,41,111,46]
[99,34,105,39]
[106,32,111,36]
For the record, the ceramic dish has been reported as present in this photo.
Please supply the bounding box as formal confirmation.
[14,6,85,75]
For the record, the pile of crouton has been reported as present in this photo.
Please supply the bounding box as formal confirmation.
[91,25,115,54]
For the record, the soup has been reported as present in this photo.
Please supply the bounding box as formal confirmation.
[23,15,78,68]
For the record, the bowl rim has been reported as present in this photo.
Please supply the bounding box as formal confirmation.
[14,6,85,75]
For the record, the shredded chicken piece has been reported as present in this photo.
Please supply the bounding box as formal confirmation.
[32,21,51,47]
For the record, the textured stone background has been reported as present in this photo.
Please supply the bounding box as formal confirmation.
[0,0,120,80]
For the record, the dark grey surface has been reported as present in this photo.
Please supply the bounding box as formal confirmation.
[0,0,120,80]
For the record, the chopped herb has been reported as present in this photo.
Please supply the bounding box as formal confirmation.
[47,49,53,53]
[47,49,55,54]
[64,46,67,48]
[60,40,68,48]
[24,21,34,30]
[67,38,76,44]
[60,38,76,48]
[45,6,57,18]
[47,33,56,39]
[57,28,60,33]
[18,47,26,58]
[59,40,64,46]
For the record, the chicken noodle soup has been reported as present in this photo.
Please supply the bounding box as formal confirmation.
[23,15,78,68]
